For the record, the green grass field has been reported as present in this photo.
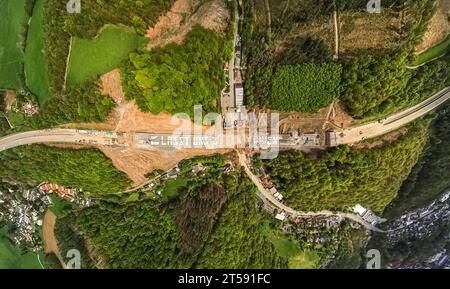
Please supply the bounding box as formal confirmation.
[49,195,74,218]
[161,177,188,200]
[268,232,320,269]
[0,0,29,89]
[24,0,50,105]
[0,227,43,269]
[413,35,450,66]
[67,25,147,85]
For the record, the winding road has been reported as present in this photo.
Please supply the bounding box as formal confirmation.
[237,152,385,232]
[1,87,449,232]
[334,87,450,145]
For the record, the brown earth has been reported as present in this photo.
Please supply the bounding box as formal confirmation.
[339,10,406,58]
[275,15,334,58]
[327,101,354,130]
[64,68,208,134]
[42,211,66,269]
[63,67,227,187]
[278,100,353,134]
[100,146,231,187]
[146,0,230,50]
[3,90,16,112]
[354,128,409,150]
[415,0,450,53]
[100,69,125,103]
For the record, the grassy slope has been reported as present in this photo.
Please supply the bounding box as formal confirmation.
[67,25,146,85]
[0,227,42,269]
[0,0,28,89]
[413,35,450,66]
[24,0,50,104]
[268,232,319,269]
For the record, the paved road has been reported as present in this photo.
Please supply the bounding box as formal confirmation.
[1,87,449,232]
[2,87,449,151]
[220,5,239,114]
[0,129,82,152]
[336,87,450,145]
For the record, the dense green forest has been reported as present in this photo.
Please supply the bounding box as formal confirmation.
[269,63,342,112]
[55,155,286,269]
[42,0,71,94]
[29,81,116,128]
[64,0,175,38]
[122,26,226,115]
[259,122,429,213]
[384,102,450,218]
[348,103,450,267]
[341,52,450,118]
[0,145,131,195]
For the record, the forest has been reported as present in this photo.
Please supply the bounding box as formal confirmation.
[384,102,450,218]
[242,0,448,119]
[0,145,131,195]
[64,0,175,38]
[269,63,342,112]
[55,155,286,269]
[122,26,227,116]
[259,122,429,213]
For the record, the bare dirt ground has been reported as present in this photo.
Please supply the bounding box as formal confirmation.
[64,75,206,134]
[100,69,125,103]
[327,101,354,129]
[42,211,66,269]
[63,68,228,187]
[354,128,409,150]
[278,100,353,134]
[3,90,16,112]
[415,0,450,53]
[339,10,404,58]
[275,16,334,58]
[145,0,229,50]
[100,146,231,187]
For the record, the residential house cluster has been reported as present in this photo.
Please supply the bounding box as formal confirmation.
[39,183,91,207]
[22,102,39,116]
[160,167,181,181]
[385,195,450,245]
[291,215,343,231]
[390,247,450,269]
[0,188,50,252]
[259,168,284,202]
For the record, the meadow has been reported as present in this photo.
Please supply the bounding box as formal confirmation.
[412,35,450,67]
[0,227,43,269]
[24,0,50,104]
[67,25,146,85]
[0,0,29,89]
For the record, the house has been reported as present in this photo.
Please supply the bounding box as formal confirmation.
[261,177,273,189]
[234,83,244,107]
[269,187,278,195]
[192,163,205,174]
[274,193,284,201]
[41,195,53,206]
[353,204,367,216]
[275,212,286,221]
